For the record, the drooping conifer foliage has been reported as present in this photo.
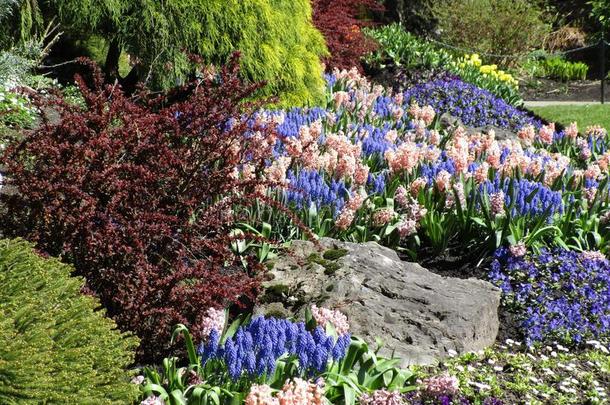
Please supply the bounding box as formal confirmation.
[3,0,327,106]
[1,55,278,361]
[312,0,382,71]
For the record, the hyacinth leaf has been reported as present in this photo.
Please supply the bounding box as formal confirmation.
[305,306,315,330]
[168,390,188,405]
[142,383,169,400]
[343,385,356,405]
[172,324,198,366]
[221,313,250,345]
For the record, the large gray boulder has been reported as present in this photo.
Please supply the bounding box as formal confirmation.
[440,112,518,141]
[256,238,501,366]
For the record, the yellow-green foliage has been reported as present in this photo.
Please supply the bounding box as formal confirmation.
[0,238,139,404]
[8,0,328,106]
[188,0,328,106]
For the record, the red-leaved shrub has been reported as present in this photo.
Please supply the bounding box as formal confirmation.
[312,0,383,71]
[1,55,278,362]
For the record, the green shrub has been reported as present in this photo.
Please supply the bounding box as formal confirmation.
[8,0,327,106]
[529,56,589,81]
[0,238,138,404]
[432,0,550,65]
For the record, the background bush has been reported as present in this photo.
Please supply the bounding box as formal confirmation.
[1,57,275,362]
[312,0,382,71]
[432,0,550,65]
[3,0,327,106]
[0,238,138,404]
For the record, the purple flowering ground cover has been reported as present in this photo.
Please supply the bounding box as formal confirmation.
[490,248,610,346]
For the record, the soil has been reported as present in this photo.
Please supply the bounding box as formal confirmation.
[520,77,610,102]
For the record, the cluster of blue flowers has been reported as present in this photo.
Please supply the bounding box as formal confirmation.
[285,169,349,215]
[480,177,563,220]
[198,316,351,380]
[402,79,541,131]
[490,248,610,346]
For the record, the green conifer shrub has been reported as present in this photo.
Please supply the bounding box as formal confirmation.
[0,238,138,404]
[4,0,328,106]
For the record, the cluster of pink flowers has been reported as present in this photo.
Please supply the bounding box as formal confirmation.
[372,208,396,227]
[336,191,367,230]
[490,191,505,217]
[580,250,606,261]
[141,395,165,405]
[359,389,405,405]
[385,141,422,174]
[245,379,325,405]
[199,307,225,339]
[394,186,427,238]
[408,103,436,126]
[422,375,460,397]
[565,122,578,140]
[509,242,527,257]
[310,305,350,335]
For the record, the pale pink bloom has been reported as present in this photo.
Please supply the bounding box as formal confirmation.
[394,92,404,105]
[565,122,578,140]
[346,191,367,211]
[572,169,584,183]
[423,146,441,162]
[392,106,404,121]
[585,164,602,180]
[509,242,527,258]
[265,156,292,184]
[246,384,278,405]
[543,164,562,187]
[336,154,357,179]
[354,163,370,186]
[429,130,440,146]
[408,103,421,120]
[131,375,145,385]
[581,250,606,261]
[584,187,598,201]
[333,91,350,109]
[490,191,505,216]
[284,137,303,157]
[242,163,256,181]
[528,159,542,177]
[336,209,355,231]
[580,147,592,160]
[385,142,421,174]
[414,121,427,138]
[486,142,501,169]
[586,125,608,138]
[397,218,417,238]
[200,307,225,339]
[597,152,610,171]
[311,305,350,335]
[447,132,470,173]
[448,182,466,209]
[518,125,536,146]
[538,123,555,145]
[434,170,452,193]
[410,177,428,197]
[601,211,610,225]
[277,378,325,405]
[141,395,165,405]
[474,163,489,184]
[420,105,436,126]
[394,186,409,208]
[372,208,395,227]
[385,129,398,143]
[359,389,405,405]
[272,113,285,126]
[422,375,460,397]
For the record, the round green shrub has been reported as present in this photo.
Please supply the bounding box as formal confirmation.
[0,238,138,404]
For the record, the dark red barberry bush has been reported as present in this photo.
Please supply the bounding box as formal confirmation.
[312,0,383,71]
[1,55,277,362]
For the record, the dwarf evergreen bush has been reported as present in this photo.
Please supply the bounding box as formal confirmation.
[6,0,327,106]
[0,238,138,404]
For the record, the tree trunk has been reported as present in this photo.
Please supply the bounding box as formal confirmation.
[104,38,121,81]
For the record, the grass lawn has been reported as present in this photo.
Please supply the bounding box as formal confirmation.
[530,104,610,130]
